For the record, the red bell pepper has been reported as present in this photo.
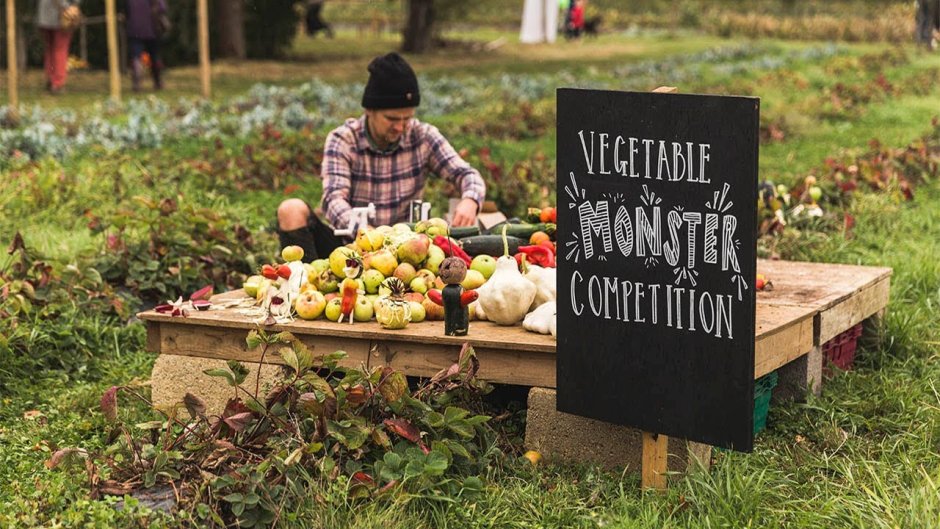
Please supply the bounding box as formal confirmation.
[515,245,555,268]
[460,290,478,306]
[433,235,472,267]
[427,289,444,306]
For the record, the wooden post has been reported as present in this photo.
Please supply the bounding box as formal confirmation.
[639,85,681,492]
[5,0,18,122]
[105,0,121,102]
[641,432,669,490]
[198,0,211,98]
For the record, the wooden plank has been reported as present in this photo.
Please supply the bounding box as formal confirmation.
[754,303,815,378]
[369,340,558,387]
[156,321,558,387]
[159,322,371,372]
[5,0,18,123]
[818,276,891,344]
[757,259,891,311]
[641,432,668,490]
[146,321,161,353]
[105,0,121,102]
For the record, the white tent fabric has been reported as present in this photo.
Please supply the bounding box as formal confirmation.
[520,0,559,43]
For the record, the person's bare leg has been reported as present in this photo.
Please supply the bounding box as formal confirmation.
[277,199,311,231]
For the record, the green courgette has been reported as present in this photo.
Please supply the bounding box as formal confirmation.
[459,235,527,257]
[485,222,556,240]
[448,226,481,239]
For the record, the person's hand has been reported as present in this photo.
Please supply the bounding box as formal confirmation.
[451,198,479,227]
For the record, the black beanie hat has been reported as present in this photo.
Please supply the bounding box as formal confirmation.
[361,52,421,109]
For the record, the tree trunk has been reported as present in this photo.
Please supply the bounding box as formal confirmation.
[214,0,246,59]
[402,0,435,54]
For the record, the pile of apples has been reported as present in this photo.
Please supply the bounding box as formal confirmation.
[242,219,500,324]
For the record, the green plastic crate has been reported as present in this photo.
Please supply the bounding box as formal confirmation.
[753,371,778,435]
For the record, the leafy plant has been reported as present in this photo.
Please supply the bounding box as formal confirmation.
[85,195,277,303]
[49,330,496,526]
[0,233,140,392]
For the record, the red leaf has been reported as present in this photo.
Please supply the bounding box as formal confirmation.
[101,386,119,422]
[352,472,375,486]
[190,285,214,301]
[223,412,254,432]
[283,184,300,195]
[346,385,370,405]
[222,398,251,418]
[383,418,421,443]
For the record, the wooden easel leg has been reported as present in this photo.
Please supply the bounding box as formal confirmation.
[641,432,668,490]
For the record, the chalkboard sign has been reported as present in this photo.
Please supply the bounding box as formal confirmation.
[556,88,759,451]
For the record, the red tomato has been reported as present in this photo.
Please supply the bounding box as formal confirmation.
[540,207,556,223]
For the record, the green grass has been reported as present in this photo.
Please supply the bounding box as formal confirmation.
[2,26,940,528]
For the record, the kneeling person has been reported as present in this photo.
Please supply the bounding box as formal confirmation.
[277,52,486,259]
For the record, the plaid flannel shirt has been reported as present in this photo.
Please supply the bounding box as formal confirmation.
[320,115,486,229]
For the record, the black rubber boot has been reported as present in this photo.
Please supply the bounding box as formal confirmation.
[278,226,320,261]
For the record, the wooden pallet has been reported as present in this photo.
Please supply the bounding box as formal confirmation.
[140,260,889,389]
[143,291,813,389]
[757,259,891,344]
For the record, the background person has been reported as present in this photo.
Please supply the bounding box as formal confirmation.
[125,0,168,91]
[916,0,940,50]
[36,0,82,94]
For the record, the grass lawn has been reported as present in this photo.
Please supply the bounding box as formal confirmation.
[1,25,940,528]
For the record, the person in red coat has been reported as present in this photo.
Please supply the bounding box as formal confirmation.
[567,0,585,39]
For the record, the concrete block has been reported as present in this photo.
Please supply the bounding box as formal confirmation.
[774,345,822,401]
[151,354,289,414]
[525,387,711,476]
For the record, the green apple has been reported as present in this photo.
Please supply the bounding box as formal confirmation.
[470,254,497,280]
[424,218,449,238]
[294,290,326,320]
[353,296,374,322]
[408,300,426,323]
[809,186,823,202]
[324,298,343,322]
[391,223,412,234]
[318,273,339,294]
[415,269,436,284]
[256,279,274,302]
[311,259,330,276]
[461,269,486,290]
[425,244,446,274]
[243,275,264,297]
[281,245,304,263]
[410,276,429,294]
[367,294,382,313]
[362,269,385,294]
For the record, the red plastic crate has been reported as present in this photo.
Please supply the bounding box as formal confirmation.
[823,323,863,377]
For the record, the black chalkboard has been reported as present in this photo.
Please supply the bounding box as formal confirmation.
[556,88,759,451]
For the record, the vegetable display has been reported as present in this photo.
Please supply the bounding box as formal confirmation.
[239,211,558,338]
